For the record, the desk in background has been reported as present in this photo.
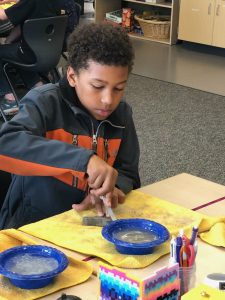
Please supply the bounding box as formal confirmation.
[0,2,15,9]
[0,2,16,40]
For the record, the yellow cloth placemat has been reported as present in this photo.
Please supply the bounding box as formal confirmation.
[200,222,225,247]
[19,190,225,269]
[181,284,225,300]
[0,229,93,300]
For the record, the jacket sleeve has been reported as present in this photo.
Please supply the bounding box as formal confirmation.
[0,88,94,180]
[113,104,141,194]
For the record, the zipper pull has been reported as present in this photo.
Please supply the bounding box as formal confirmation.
[104,139,109,161]
[72,176,78,187]
[72,135,78,146]
[92,134,97,152]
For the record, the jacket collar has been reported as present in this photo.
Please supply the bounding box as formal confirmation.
[59,76,87,115]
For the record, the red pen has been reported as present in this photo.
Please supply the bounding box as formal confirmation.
[187,244,195,267]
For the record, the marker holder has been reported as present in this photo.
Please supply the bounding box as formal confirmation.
[179,264,196,296]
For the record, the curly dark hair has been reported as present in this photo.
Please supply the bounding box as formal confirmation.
[67,23,134,74]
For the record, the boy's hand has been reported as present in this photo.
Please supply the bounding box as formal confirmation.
[103,188,125,209]
[72,187,125,216]
[86,155,118,197]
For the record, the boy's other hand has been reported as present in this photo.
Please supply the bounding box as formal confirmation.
[72,187,125,216]
[72,193,104,215]
[87,155,118,197]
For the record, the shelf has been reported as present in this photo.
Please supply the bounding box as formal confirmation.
[95,0,179,45]
[123,0,172,9]
[129,32,170,44]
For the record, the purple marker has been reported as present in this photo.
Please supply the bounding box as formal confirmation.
[190,225,198,245]
[176,236,182,266]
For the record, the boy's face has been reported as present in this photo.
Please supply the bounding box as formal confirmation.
[67,60,129,120]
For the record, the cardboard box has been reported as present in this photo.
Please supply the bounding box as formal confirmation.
[105,9,122,24]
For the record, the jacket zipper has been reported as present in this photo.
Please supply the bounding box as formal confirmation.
[91,119,125,156]
[72,135,78,187]
[92,134,97,152]
[91,120,98,153]
[72,134,78,146]
[104,139,109,161]
[72,176,78,187]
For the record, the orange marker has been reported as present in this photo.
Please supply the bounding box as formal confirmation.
[180,238,188,267]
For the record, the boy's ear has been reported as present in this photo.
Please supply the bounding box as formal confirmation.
[67,66,77,87]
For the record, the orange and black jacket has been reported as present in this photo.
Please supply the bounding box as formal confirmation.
[0,77,140,229]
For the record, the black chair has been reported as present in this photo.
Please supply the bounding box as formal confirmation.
[76,0,84,15]
[52,1,81,80]
[0,105,8,122]
[60,1,81,62]
[2,15,68,106]
[0,170,11,210]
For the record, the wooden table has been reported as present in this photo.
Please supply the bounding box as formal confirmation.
[36,173,225,299]
[139,173,225,214]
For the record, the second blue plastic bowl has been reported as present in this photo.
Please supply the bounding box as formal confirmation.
[0,245,69,289]
[102,218,169,255]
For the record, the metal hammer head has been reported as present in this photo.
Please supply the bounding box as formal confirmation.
[82,216,112,227]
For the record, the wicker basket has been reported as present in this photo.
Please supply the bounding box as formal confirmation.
[135,15,170,40]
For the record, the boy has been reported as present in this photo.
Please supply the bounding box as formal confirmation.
[0,23,140,229]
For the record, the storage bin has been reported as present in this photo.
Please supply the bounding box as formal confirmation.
[135,15,170,40]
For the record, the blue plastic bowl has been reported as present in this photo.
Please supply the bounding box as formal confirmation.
[0,245,69,289]
[102,218,169,255]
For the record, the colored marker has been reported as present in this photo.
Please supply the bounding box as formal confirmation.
[193,240,198,256]
[190,225,198,245]
[176,236,182,266]
[180,238,188,267]
[179,228,184,237]
[169,235,177,264]
[187,244,195,267]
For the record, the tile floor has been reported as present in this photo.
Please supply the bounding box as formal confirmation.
[132,38,225,96]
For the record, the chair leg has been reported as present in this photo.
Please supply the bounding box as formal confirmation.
[38,72,51,84]
[62,52,68,61]
[3,63,20,105]
[0,105,8,122]
[53,67,62,82]
[44,68,62,84]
